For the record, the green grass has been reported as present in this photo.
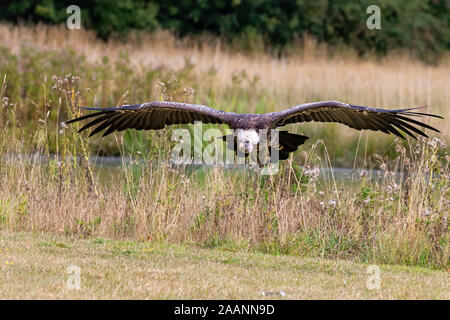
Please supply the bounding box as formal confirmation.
[0,230,448,299]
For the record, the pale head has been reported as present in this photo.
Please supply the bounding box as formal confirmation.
[236,129,259,153]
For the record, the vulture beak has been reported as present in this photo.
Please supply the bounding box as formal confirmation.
[238,140,253,153]
[238,142,246,153]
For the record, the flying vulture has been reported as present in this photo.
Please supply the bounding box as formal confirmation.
[66,100,442,166]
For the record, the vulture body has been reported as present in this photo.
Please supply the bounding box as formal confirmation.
[66,100,442,166]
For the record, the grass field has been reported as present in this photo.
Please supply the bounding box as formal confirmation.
[0,23,449,294]
[1,230,448,299]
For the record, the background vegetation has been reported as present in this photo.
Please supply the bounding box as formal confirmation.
[1,0,448,62]
[0,23,448,166]
[0,23,448,269]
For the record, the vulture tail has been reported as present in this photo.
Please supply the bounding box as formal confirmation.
[272,131,309,160]
[221,131,308,160]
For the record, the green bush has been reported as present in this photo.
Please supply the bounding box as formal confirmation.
[0,0,448,61]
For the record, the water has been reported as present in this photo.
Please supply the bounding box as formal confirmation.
[2,153,399,183]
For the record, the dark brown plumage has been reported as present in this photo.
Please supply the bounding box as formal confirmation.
[66,100,442,162]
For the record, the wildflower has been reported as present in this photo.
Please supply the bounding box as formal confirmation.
[428,137,446,150]
[183,87,195,96]
[304,166,320,180]
[385,183,399,194]
[328,200,337,206]
[372,154,382,161]
[427,138,437,150]
[414,144,422,154]
[418,136,427,143]
[386,171,396,177]
[395,144,406,154]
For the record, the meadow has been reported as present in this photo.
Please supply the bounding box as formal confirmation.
[1,231,448,299]
[0,22,448,281]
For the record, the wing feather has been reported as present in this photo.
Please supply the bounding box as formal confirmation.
[66,101,236,137]
[268,101,441,139]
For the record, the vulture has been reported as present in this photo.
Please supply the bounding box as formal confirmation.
[66,100,442,166]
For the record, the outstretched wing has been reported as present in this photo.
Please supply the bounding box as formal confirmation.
[267,100,442,139]
[65,101,236,137]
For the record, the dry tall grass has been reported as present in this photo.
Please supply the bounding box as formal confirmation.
[1,134,448,268]
[1,23,449,118]
[0,23,448,268]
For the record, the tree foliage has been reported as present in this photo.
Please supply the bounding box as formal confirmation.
[1,0,448,60]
